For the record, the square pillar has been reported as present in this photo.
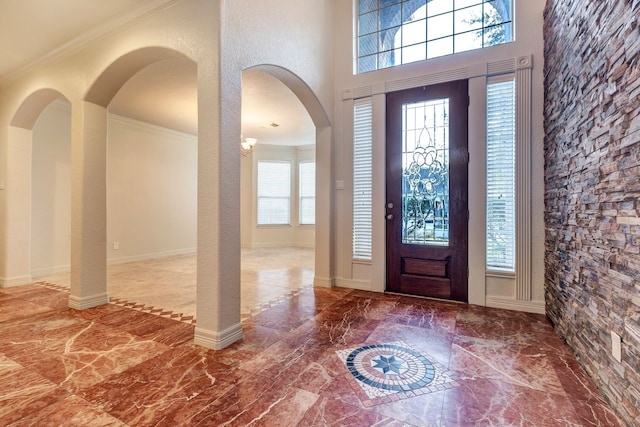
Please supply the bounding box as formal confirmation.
[193,59,243,350]
[68,101,109,309]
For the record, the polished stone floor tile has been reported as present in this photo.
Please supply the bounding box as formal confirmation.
[9,395,126,427]
[0,250,625,426]
[441,378,584,426]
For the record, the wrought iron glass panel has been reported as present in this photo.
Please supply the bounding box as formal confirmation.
[401,98,449,245]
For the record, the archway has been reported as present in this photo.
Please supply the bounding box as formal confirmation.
[4,89,70,287]
[239,68,317,313]
[70,46,198,311]
[106,57,198,317]
[247,65,332,288]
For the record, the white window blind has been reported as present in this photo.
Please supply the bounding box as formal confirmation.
[353,99,373,260]
[299,161,315,225]
[257,161,291,225]
[486,78,516,270]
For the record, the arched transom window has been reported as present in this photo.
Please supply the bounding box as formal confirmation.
[356,0,513,73]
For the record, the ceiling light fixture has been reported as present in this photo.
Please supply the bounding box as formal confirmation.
[241,137,258,156]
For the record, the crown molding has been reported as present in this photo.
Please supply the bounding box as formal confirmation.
[109,113,197,140]
[0,0,183,86]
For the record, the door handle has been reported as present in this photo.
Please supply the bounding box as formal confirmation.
[386,213,394,220]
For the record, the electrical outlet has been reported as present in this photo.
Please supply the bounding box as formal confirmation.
[113,242,120,250]
[611,331,622,362]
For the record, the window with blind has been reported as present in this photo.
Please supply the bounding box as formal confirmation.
[353,99,373,260]
[486,77,515,270]
[257,161,291,225]
[299,161,315,225]
[356,0,513,74]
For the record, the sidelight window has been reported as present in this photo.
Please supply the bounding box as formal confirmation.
[353,99,373,260]
[486,77,515,270]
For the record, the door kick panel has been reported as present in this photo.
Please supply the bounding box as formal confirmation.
[401,257,449,278]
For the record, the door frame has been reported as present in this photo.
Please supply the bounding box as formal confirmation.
[385,80,469,302]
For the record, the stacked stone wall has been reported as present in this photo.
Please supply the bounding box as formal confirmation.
[544,0,640,424]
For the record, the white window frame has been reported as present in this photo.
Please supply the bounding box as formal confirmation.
[298,161,316,225]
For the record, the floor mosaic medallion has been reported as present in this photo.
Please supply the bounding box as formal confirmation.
[336,341,459,407]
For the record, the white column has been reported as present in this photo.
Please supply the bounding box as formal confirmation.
[68,101,109,309]
[2,127,33,287]
[313,125,335,287]
[516,56,533,301]
[193,55,243,350]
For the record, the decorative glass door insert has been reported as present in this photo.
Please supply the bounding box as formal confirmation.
[401,98,449,246]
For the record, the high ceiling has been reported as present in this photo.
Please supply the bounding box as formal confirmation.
[1,0,314,145]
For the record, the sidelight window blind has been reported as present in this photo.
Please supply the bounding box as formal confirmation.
[353,99,373,260]
[257,161,291,225]
[486,77,516,270]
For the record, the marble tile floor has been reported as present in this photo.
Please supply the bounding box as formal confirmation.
[0,282,625,426]
[38,247,316,321]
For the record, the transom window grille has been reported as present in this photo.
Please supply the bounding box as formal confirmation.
[257,161,291,225]
[486,77,515,270]
[356,0,513,74]
[299,161,316,225]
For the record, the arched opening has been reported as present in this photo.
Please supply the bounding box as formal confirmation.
[239,68,316,315]
[246,65,332,289]
[75,47,199,316]
[66,46,198,311]
[105,57,198,316]
[5,89,71,287]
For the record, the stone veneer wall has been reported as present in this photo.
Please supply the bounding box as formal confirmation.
[543,0,640,425]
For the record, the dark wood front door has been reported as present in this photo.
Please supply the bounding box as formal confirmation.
[385,80,469,302]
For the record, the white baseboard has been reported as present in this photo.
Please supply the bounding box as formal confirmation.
[68,292,110,310]
[31,265,70,279]
[28,249,197,276]
[194,323,243,350]
[0,275,33,288]
[335,278,373,291]
[108,247,196,265]
[485,296,546,315]
[313,276,335,288]
[248,242,315,249]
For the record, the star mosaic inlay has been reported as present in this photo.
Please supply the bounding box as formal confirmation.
[336,341,459,407]
[372,354,407,375]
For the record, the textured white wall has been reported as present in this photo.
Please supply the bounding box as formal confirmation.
[30,102,198,274]
[31,100,72,277]
[107,115,197,263]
